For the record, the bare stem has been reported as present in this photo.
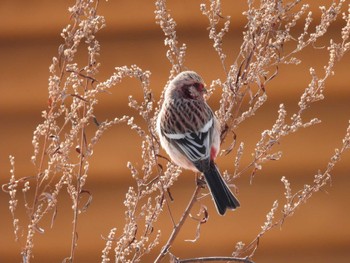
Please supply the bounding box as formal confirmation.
[154,185,201,263]
[69,88,88,262]
[176,256,255,263]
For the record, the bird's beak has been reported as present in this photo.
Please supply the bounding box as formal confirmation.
[202,87,209,100]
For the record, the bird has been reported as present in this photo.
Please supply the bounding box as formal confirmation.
[156,71,240,215]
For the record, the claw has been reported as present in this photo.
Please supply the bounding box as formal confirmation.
[196,174,206,188]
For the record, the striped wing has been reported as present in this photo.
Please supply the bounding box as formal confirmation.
[160,99,214,163]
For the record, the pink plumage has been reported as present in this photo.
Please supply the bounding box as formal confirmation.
[157,71,240,215]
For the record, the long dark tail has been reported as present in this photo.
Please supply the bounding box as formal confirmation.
[202,161,240,215]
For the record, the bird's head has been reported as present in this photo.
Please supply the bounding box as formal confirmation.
[166,71,207,100]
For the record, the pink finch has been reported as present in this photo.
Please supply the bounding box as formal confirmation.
[157,71,240,215]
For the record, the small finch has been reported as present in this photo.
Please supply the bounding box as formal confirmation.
[157,71,240,215]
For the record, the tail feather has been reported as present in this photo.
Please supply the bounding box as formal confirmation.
[202,161,240,215]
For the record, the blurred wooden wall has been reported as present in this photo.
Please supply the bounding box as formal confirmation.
[1,1,349,262]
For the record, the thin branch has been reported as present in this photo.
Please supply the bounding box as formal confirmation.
[69,72,90,262]
[176,256,255,263]
[154,185,202,263]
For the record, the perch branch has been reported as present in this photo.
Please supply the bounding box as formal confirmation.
[154,185,202,263]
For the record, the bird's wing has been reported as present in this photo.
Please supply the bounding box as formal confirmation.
[160,99,214,163]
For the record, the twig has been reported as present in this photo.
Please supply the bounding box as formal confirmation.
[69,83,88,262]
[154,185,202,263]
[176,256,255,263]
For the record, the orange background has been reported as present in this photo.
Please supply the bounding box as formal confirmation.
[1,1,350,262]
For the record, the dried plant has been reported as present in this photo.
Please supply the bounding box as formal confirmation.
[3,0,350,263]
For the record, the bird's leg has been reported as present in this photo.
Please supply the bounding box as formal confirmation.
[195,173,206,188]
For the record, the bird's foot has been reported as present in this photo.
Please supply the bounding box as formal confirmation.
[196,174,206,188]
